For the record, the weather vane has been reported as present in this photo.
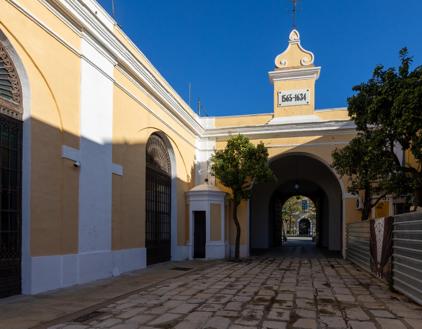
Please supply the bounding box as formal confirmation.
[291,0,299,29]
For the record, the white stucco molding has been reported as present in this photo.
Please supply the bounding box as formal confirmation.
[269,66,321,83]
[203,120,357,139]
[62,145,80,162]
[268,115,321,125]
[10,0,356,147]
[111,163,123,176]
[62,145,123,176]
[43,0,204,136]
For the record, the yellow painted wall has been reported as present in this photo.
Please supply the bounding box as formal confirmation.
[0,1,81,256]
[214,113,273,128]
[210,203,221,241]
[375,201,390,219]
[316,109,349,121]
[345,198,362,224]
[111,68,196,250]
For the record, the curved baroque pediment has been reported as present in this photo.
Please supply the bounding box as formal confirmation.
[274,29,315,69]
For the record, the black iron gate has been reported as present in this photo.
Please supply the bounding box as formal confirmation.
[0,114,22,298]
[145,134,171,265]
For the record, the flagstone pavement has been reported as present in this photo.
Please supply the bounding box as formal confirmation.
[39,244,421,329]
[2,240,422,329]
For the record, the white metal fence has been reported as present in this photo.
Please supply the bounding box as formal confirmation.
[346,221,371,272]
[393,212,422,305]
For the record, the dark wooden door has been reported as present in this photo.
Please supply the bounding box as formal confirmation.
[299,219,310,236]
[194,211,206,259]
[0,114,22,298]
[146,167,171,265]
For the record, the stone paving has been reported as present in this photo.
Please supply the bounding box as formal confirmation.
[45,249,422,329]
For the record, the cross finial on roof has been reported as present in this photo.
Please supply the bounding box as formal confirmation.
[291,0,298,29]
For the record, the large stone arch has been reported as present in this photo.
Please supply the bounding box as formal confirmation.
[250,152,344,253]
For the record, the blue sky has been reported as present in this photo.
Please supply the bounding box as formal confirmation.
[97,0,422,117]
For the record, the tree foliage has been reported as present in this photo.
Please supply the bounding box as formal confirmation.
[210,135,274,258]
[333,48,422,218]
[332,132,402,220]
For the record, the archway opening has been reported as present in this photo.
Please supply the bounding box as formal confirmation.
[250,153,343,255]
[145,133,172,265]
[0,39,23,297]
[280,195,316,244]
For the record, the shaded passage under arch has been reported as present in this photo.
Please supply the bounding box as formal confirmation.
[250,153,343,253]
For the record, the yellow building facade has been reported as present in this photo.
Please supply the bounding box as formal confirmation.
[0,0,390,297]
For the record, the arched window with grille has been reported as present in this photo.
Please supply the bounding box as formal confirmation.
[0,41,23,298]
[145,133,171,265]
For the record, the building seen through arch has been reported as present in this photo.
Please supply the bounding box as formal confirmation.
[280,196,316,238]
[0,0,406,297]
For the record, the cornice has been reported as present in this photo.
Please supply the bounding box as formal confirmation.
[46,0,204,136]
[202,120,356,139]
[7,0,357,146]
[269,66,321,82]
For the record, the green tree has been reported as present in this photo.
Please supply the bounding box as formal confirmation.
[332,132,401,220]
[282,197,300,235]
[210,135,274,259]
[347,48,422,206]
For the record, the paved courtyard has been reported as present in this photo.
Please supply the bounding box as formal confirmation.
[42,242,422,329]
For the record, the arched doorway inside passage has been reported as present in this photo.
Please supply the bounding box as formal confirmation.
[249,152,344,255]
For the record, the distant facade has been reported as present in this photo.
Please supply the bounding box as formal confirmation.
[0,0,398,297]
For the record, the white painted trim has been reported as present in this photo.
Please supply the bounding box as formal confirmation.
[187,189,226,260]
[47,0,204,135]
[62,145,80,162]
[173,246,189,261]
[78,36,114,254]
[206,242,226,259]
[269,67,321,82]
[268,115,321,125]
[7,0,355,149]
[345,193,358,199]
[203,120,356,138]
[7,0,204,136]
[266,141,350,148]
[29,248,146,294]
[111,163,123,176]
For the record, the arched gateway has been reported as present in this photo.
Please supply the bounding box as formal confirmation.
[250,153,343,252]
[145,134,172,265]
[0,41,23,297]
[198,29,357,258]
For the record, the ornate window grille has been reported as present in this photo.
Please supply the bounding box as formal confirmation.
[145,134,171,265]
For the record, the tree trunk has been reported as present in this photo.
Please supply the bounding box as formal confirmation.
[362,186,372,221]
[415,187,422,208]
[233,200,241,259]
